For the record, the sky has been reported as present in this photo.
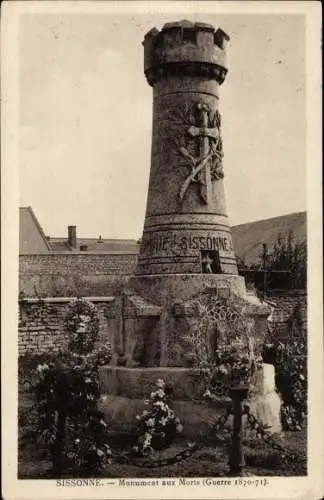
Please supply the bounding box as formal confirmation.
[19,12,306,239]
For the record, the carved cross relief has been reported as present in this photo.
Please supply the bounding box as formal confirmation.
[178,103,224,204]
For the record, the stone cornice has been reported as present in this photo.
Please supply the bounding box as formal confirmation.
[145,61,228,87]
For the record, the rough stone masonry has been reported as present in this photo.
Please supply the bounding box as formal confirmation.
[99,21,275,434]
[102,20,269,369]
[134,20,241,291]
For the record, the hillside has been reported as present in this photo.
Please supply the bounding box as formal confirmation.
[232,212,306,265]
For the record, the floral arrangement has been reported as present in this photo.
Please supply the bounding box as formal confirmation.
[182,293,264,400]
[133,379,183,455]
[68,343,113,380]
[20,296,113,476]
[30,348,112,476]
[65,298,100,354]
[201,337,263,400]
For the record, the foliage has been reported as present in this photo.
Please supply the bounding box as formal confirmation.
[20,297,113,476]
[133,379,183,455]
[237,231,306,291]
[184,293,263,399]
[21,346,112,476]
[201,344,263,406]
[243,436,307,475]
[262,339,307,431]
[267,231,306,289]
[65,298,100,354]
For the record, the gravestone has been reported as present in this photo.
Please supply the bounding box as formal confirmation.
[99,21,279,437]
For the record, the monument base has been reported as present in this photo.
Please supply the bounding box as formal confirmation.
[98,366,232,439]
[99,366,207,400]
[109,275,250,368]
[99,365,281,438]
[129,273,246,305]
[98,394,230,440]
[101,279,281,436]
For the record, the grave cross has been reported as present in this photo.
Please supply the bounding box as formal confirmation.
[187,103,220,204]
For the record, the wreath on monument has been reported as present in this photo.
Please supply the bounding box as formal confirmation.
[65,298,100,354]
[183,292,263,399]
[204,337,263,399]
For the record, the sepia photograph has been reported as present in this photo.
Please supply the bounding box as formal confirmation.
[1,1,323,499]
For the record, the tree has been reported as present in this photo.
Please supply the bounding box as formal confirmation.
[267,231,307,289]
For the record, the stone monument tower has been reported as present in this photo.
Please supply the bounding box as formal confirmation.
[100,22,277,435]
[131,20,245,303]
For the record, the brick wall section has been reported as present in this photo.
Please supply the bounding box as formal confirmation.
[19,253,137,297]
[19,297,115,356]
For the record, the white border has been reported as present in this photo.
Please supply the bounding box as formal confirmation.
[1,2,323,499]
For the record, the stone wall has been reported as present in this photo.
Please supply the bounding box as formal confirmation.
[18,297,116,356]
[18,290,307,358]
[19,253,137,297]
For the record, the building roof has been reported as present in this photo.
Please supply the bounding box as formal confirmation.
[19,206,306,260]
[49,237,139,253]
[19,207,51,253]
[232,211,306,265]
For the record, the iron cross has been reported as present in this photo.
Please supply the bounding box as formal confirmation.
[188,103,220,204]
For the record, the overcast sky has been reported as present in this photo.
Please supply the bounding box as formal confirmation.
[19,12,306,239]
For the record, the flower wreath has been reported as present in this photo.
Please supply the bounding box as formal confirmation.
[207,337,263,395]
[65,298,100,355]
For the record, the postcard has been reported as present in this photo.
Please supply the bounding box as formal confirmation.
[1,1,323,499]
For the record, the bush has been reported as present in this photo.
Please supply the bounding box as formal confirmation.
[262,341,307,430]
[19,297,113,477]
[21,347,112,476]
